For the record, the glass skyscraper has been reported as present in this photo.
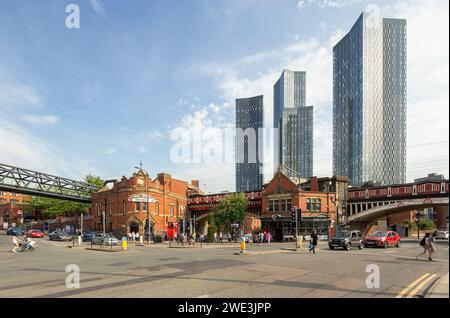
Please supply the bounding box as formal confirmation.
[274,69,313,179]
[235,95,264,192]
[333,13,406,186]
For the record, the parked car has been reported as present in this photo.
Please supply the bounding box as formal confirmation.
[435,231,449,240]
[49,230,73,241]
[27,229,44,238]
[91,233,119,245]
[82,231,98,242]
[6,227,25,236]
[364,231,400,248]
[329,230,364,251]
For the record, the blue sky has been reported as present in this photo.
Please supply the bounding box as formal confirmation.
[0,0,448,193]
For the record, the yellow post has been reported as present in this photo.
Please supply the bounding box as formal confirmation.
[240,237,246,253]
[122,238,127,250]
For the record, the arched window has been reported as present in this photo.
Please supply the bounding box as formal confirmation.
[169,203,174,216]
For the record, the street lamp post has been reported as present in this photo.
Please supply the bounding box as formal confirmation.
[327,180,332,239]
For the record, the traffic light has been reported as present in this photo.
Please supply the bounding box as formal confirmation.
[297,208,302,224]
[291,208,296,222]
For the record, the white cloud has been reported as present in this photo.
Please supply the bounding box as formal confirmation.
[89,0,106,16]
[0,82,41,108]
[105,148,117,155]
[0,122,96,180]
[297,0,361,10]
[21,115,60,125]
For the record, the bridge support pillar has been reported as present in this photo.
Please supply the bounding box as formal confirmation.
[436,206,449,230]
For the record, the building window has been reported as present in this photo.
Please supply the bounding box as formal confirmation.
[306,198,322,212]
[135,202,141,211]
[10,199,19,205]
[169,204,174,217]
[179,206,185,217]
[143,203,147,211]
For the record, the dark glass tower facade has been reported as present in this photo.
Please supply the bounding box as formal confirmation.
[235,95,264,192]
[274,70,313,178]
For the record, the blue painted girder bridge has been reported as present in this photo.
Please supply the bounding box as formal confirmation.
[0,163,100,203]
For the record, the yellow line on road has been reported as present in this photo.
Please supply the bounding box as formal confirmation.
[406,274,437,298]
[395,273,430,298]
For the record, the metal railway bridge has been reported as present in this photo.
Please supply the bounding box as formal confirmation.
[0,163,100,203]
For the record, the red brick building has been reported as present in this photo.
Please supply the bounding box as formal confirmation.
[88,168,196,238]
[187,170,337,241]
[0,191,26,228]
[261,171,336,241]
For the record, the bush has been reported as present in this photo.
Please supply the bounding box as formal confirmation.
[418,219,436,230]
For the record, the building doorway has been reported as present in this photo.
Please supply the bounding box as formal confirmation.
[129,223,139,234]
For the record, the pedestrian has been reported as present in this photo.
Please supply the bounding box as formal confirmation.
[11,235,19,253]
[310,230,318,254]
[428,231,437,261]
[131,231,136,241]
[219,232,223,244]
[213,232,217,243]
[416,233,430,259]
[259,232,264,244]
[266,232,272,245]
[135,231,140,242]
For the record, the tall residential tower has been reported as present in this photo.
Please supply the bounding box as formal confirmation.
[333,12,407,186]
[274,70,313,179]
[235,95,264,192]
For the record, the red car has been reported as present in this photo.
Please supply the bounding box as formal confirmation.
[27,229,44,238]
[364,231,401,248]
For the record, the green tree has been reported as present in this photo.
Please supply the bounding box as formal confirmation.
[26,174,104,218]
[211,192,248,234]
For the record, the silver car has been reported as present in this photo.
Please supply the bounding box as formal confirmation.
[435,231,449,240]
[91,233,119,245]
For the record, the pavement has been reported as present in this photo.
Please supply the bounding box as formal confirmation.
[0,233,448,298]
[426,272,449,298]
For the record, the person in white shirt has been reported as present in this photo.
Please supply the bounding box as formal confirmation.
[135,232,140,241]
[12,235,19,253]
[131,231,136,241]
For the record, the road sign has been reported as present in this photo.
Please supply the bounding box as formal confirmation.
[128,194,156,203]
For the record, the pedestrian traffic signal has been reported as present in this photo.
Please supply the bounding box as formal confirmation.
[291,209,296,221]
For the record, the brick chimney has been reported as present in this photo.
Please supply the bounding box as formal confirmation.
[310,176,319,192]
[191,180,200,188]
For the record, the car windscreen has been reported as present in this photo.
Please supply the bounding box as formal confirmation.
[335,232,351,238]
[371,231,388,237]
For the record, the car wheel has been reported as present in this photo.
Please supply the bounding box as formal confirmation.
[345,243,351,251]
[384,241,388,249]
[329,246,334,250]
[396,240,400,248]
[359,243,364,250]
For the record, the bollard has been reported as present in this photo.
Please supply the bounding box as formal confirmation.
[240,237,246,254]
[78,235,82,247]
[140,236,143,245]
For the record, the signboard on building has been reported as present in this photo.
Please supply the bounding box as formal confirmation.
[128,194,156,203]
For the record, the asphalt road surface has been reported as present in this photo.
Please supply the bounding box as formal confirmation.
[0,234,448,298]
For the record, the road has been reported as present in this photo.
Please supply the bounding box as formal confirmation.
[0,234,448,298]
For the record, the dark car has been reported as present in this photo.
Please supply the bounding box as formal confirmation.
[364,231,401,248]
[6,227,25,236]
[329,230,364,251]
[49,230,73,241]
[82,231,98,242]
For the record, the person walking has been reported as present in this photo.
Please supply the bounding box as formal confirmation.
[428,231,437,261]
[219,232,223,244]
[266,232,272,245]
[259,232,264,244]
[131,231,136,242]
[11,235,19,253]
[135,231,140,242]
[310,230,318,254]
[416,233,431,260]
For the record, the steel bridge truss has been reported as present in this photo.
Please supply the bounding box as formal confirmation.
[0,163,100,203]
